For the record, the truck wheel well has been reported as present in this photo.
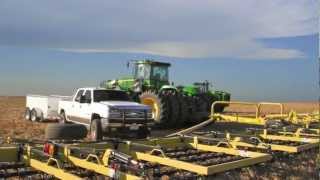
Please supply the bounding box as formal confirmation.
[91,113,100,121]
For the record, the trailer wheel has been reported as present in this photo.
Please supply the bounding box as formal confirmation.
[45,124,87,140]
[39,112,44,122]
[90,119,103,141]
[24,108,31,121]
[30,109,38,122]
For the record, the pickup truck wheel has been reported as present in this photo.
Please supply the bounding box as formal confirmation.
[45,124,87,140]
[24,108,31,121]
[59,112,67,124]
[136,126,150,139]
[30,109,38,122]
[90,119,103,141]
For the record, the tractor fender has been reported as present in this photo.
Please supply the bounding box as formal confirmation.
[160,85,177,92]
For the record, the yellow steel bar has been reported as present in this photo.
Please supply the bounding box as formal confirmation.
[167,118,214,137]
[216,114,266,125]
[189,143,272,159]
[189,143,272,175]
[23,155,82,180]
[67,155,141,180]
[206,155,271,175]
[134,152,209,175]
[0,146,19,162]
[278,131,320,138]
[230,141,300,153]
[260,130,319,143]
[64,147,141,180]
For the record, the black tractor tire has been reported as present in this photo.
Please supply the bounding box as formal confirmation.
[177,95,188,124]
[139,91,169,127]
[90,119,103,141]
[59,111,67,124]
[214,105,226,113]
[24,108,31,121]
[30,109,38,122]
[199,94,212,111]
[45,124,88,140]
[167,95,180,127]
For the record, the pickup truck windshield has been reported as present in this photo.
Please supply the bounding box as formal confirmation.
[93,90,130,102]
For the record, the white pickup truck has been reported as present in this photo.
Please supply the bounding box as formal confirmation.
[58,87,153,140]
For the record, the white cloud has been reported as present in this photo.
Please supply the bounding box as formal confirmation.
[0,0,317,59]
[61,39,305,60]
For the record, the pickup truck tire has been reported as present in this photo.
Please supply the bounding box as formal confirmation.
[59,111,67,124]
[30,109,38,122]
[90,119,103,141]
[24,108,31,121]
[45,124,87,140]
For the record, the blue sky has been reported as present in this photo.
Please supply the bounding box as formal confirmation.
[0,0,318,101]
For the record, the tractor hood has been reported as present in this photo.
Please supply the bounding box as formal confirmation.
[99,101,150,110]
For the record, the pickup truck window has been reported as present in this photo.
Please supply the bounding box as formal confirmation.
[94,90,130,102]
[75,90,84,102]
[84,90,92,102]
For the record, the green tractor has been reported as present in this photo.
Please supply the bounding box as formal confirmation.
[100,60,230,127]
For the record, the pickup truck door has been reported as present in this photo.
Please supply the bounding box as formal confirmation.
[69,89,84,121]
[78,90,92,124]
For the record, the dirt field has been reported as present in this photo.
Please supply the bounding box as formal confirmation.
[0,96,319,179]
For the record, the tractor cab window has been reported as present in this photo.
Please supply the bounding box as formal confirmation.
[134,64,151,80]
[151,66,168,81]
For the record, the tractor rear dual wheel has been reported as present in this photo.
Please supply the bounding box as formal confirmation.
[140,91,190,128]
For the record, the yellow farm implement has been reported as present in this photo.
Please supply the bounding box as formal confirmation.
[210,101,319,127]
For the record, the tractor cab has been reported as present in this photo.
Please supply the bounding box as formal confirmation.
[132,60,171,90]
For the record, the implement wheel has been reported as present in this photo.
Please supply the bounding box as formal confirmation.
[139,91,169,126]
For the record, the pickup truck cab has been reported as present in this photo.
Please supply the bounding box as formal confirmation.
[59,87,152,140]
